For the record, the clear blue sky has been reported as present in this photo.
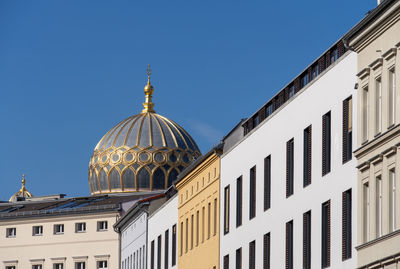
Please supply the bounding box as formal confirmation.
[0,0,377,200]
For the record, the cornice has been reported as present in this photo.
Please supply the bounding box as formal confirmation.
[357,67,370,79]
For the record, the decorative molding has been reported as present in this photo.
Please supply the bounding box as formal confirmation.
[382,48,397,60]
[369,57,383,70]
[357,67,370,79]
[396,41,400,48]
[50,257,66,261]
[357,161,370,171]
[371,154,383,165]
[3,260,18,264]
[29,258,45,262]
[383,146,397,157]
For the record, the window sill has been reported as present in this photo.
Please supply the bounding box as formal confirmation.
[33,234,43,236]
[6,236,16,238]
[75,231,86,233]
[54,233,64,235]
[97,229,108,232]
[388,123,395,130]
[374,132,382,138]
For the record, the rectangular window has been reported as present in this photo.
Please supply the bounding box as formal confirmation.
[236,247,242,269]
[196,210,199,246]
[286,139,294,197]
[322,112,331,175]
[6,227,16,238]
[190,214,194,249]
[312,64,319,79]
[214,198,217,236]
[376,176,382,238]
[236,176,243,226]
[75,222,86,233]
[185,218,188,252]
[375,78,382,134]
[97,221,108,231]
[389,68,396,126]
[180,221,183,256]
[249,240,256,269]
[32,225,43,236]
[263,233,270,269]
[289,85,295,98]
[157,235,161,269]
[151,240,155,269]
[285,221,293,269]
[172,224,176,265]
[97,261,107,269]
[165,230,169,269]
[224,185,230,234]
[303,211,311,269]
[223,255,229,269]
[322,200,331,268]
[32,266,42,269]
[53,264,63,269]
[390,169,396,232]
[208,202,211,239]
[249,166,256,219]
[342,189,352,260]
[54,224,64,235]
[363,182,370,243]
[303,126,312,187]
[362,87,369,142]
[264,156,271,210]
[75,262,85,269]
[343,97,353,163]
[202,206,205,243]
[6,267,16,269]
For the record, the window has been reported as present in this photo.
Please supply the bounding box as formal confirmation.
[249,166,256,219]
[322,200,331,268]
[54,265,64,269]
[330,47,338,64]
[343,97,353,163]
[249,240,256,269]
[300,73,309,88]
[202,206,205,243]
[236,177,242,227]
[32,225,43,236]
[157,235,161,269]
[151,240,155,269]
[286,139,294,197]
[196,210,199,246]
[172,224,177,265]
[6,227,16,238]
[32,265,42,269]
[207,203,211,239]
[75,222,86,233]
[6,267,16,269]
[362,87,369,142]
[180,222,183,256]
[165,230,169,269]
[97,221,108,231]
[390,169,396,232]
[376,176,382,238]
[252,115,260,128]
[322,112,331,175]
[186,218,189,252]
[75,262,85,269]
[54,224,64,235]
[285,221,293,269]
[263,233,270,269]
[223,255,229,269]
[389,68,396,126]
[236,247,242,269]
[288,85,295,98]
[363,182,370,243]
[375,77,382,134]
[264,156,271,211]
[342,189,352,260]
[303,211,311,269]
[214,198,217,236]
[266,103,274,117]
[97,261,107,269]
[303,126,312,187]
[311,64,319,79]
[191,214,194,249]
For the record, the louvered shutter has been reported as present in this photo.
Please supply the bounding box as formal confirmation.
[286,141,290,197]
[264,233,270,269]
[322,114,327,175]
[308,126,312,184]
[327,201,331,266]
[264,156,271,210]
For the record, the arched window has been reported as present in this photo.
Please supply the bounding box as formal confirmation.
[123,168,135,189]
[137,168,150,189]
[109,169,121,189]
[99,169,108,191]
[92,171,99,192]
[152,168,165,189]
[168,168,179,187]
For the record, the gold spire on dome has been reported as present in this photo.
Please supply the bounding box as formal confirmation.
[142,64,155,113]
[9,174,33,202]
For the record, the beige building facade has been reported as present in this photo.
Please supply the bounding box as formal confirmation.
[175,145,222,269]
[345,0,400,267]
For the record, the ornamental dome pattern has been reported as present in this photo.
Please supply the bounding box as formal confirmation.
[88,66,201,195]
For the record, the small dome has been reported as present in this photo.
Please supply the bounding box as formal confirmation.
[9,175,33,202]
[88,66,201,195]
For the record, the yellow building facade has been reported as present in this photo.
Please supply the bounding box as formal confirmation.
[175,145,222,269]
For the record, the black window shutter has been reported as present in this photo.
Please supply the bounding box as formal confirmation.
[264,156,271,211]
[263,233,270,269]
[224,255,229,269]
[342,189,352,260]
[303,211,311,269]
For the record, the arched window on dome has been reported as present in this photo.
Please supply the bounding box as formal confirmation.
[137,168,150,189]
[168,168,179,187]
[122,168,135,190]
[92,172,99,192]
[109,169,121,189]
[99,169,109,191]
[152,167,165,190]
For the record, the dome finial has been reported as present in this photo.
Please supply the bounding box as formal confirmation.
[9,174,33,202]
[142,64,155,113]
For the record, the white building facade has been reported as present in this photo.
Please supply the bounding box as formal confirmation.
[220,45,358,268]
[147,193,178,269]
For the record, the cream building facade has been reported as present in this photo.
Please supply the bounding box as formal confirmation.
[344,0,400,267]
[175,145,222,269]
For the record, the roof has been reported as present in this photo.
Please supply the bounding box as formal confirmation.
[0,192,159,220]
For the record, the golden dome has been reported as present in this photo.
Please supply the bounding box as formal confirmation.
[9,174,33,202]
[88,66,201,195]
